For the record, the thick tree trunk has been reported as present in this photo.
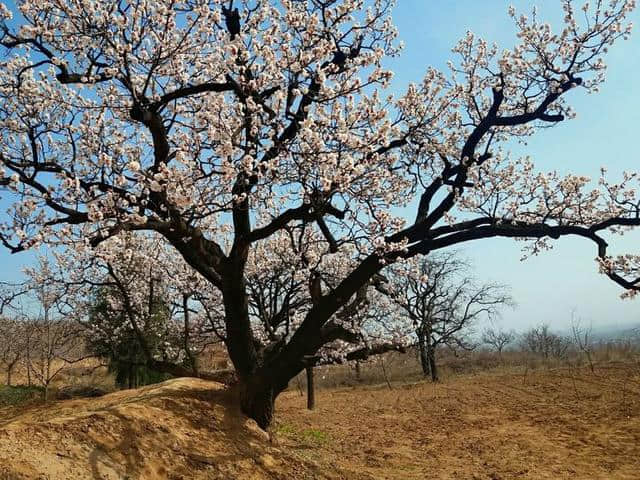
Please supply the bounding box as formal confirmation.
[237,362,297,430]
[221,263,258,380]
[239,378,277,430]
[227,251,384,430]
[427,342,438,382]
[128,364,135,389]
[416,328,430,378]
[306,365,315,410]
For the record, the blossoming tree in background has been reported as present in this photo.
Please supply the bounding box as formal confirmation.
[246,230,411,362]
[0,0,639,427]
[39,233,225,380]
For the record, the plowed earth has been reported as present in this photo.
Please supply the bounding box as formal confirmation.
[0,364,638,479]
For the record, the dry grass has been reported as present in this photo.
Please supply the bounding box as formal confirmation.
[296,341,640,391]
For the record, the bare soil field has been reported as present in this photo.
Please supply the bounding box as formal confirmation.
[0,363,637,479]
[277,363,640,479]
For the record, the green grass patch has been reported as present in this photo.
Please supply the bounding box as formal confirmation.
[275,423,296,435]
[275,423,330,445]
[301,428,330,444]
[0,385,44,407]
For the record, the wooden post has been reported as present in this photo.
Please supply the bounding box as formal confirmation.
[306,365,316,410]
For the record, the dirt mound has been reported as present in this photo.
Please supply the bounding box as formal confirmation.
[0,378,325,480]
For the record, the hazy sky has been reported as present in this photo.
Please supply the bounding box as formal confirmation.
[1,1,639,333]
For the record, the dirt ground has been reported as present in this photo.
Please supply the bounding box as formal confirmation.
[0,363,638,479]
[0,379,313,480]
[276,363,640,479]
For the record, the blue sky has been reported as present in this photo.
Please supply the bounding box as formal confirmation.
[1,1,639,333]
[388,1,640,332]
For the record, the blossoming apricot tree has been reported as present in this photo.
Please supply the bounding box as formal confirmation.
[0,0,638,427]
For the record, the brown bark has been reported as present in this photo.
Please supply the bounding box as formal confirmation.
[427,343,438,382]
[239,377,277,430]
[306,365,315,410]
[417,329,430,378]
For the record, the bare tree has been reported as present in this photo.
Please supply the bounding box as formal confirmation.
[520,324,571,360]
[482,327,516,359]
[571,313,595,373]
[27,287,87,400]
[0,283,32,386]
[388,253,512,381]
[0,317,28,386]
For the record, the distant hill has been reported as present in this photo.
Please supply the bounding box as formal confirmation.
[574,323,640,342]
